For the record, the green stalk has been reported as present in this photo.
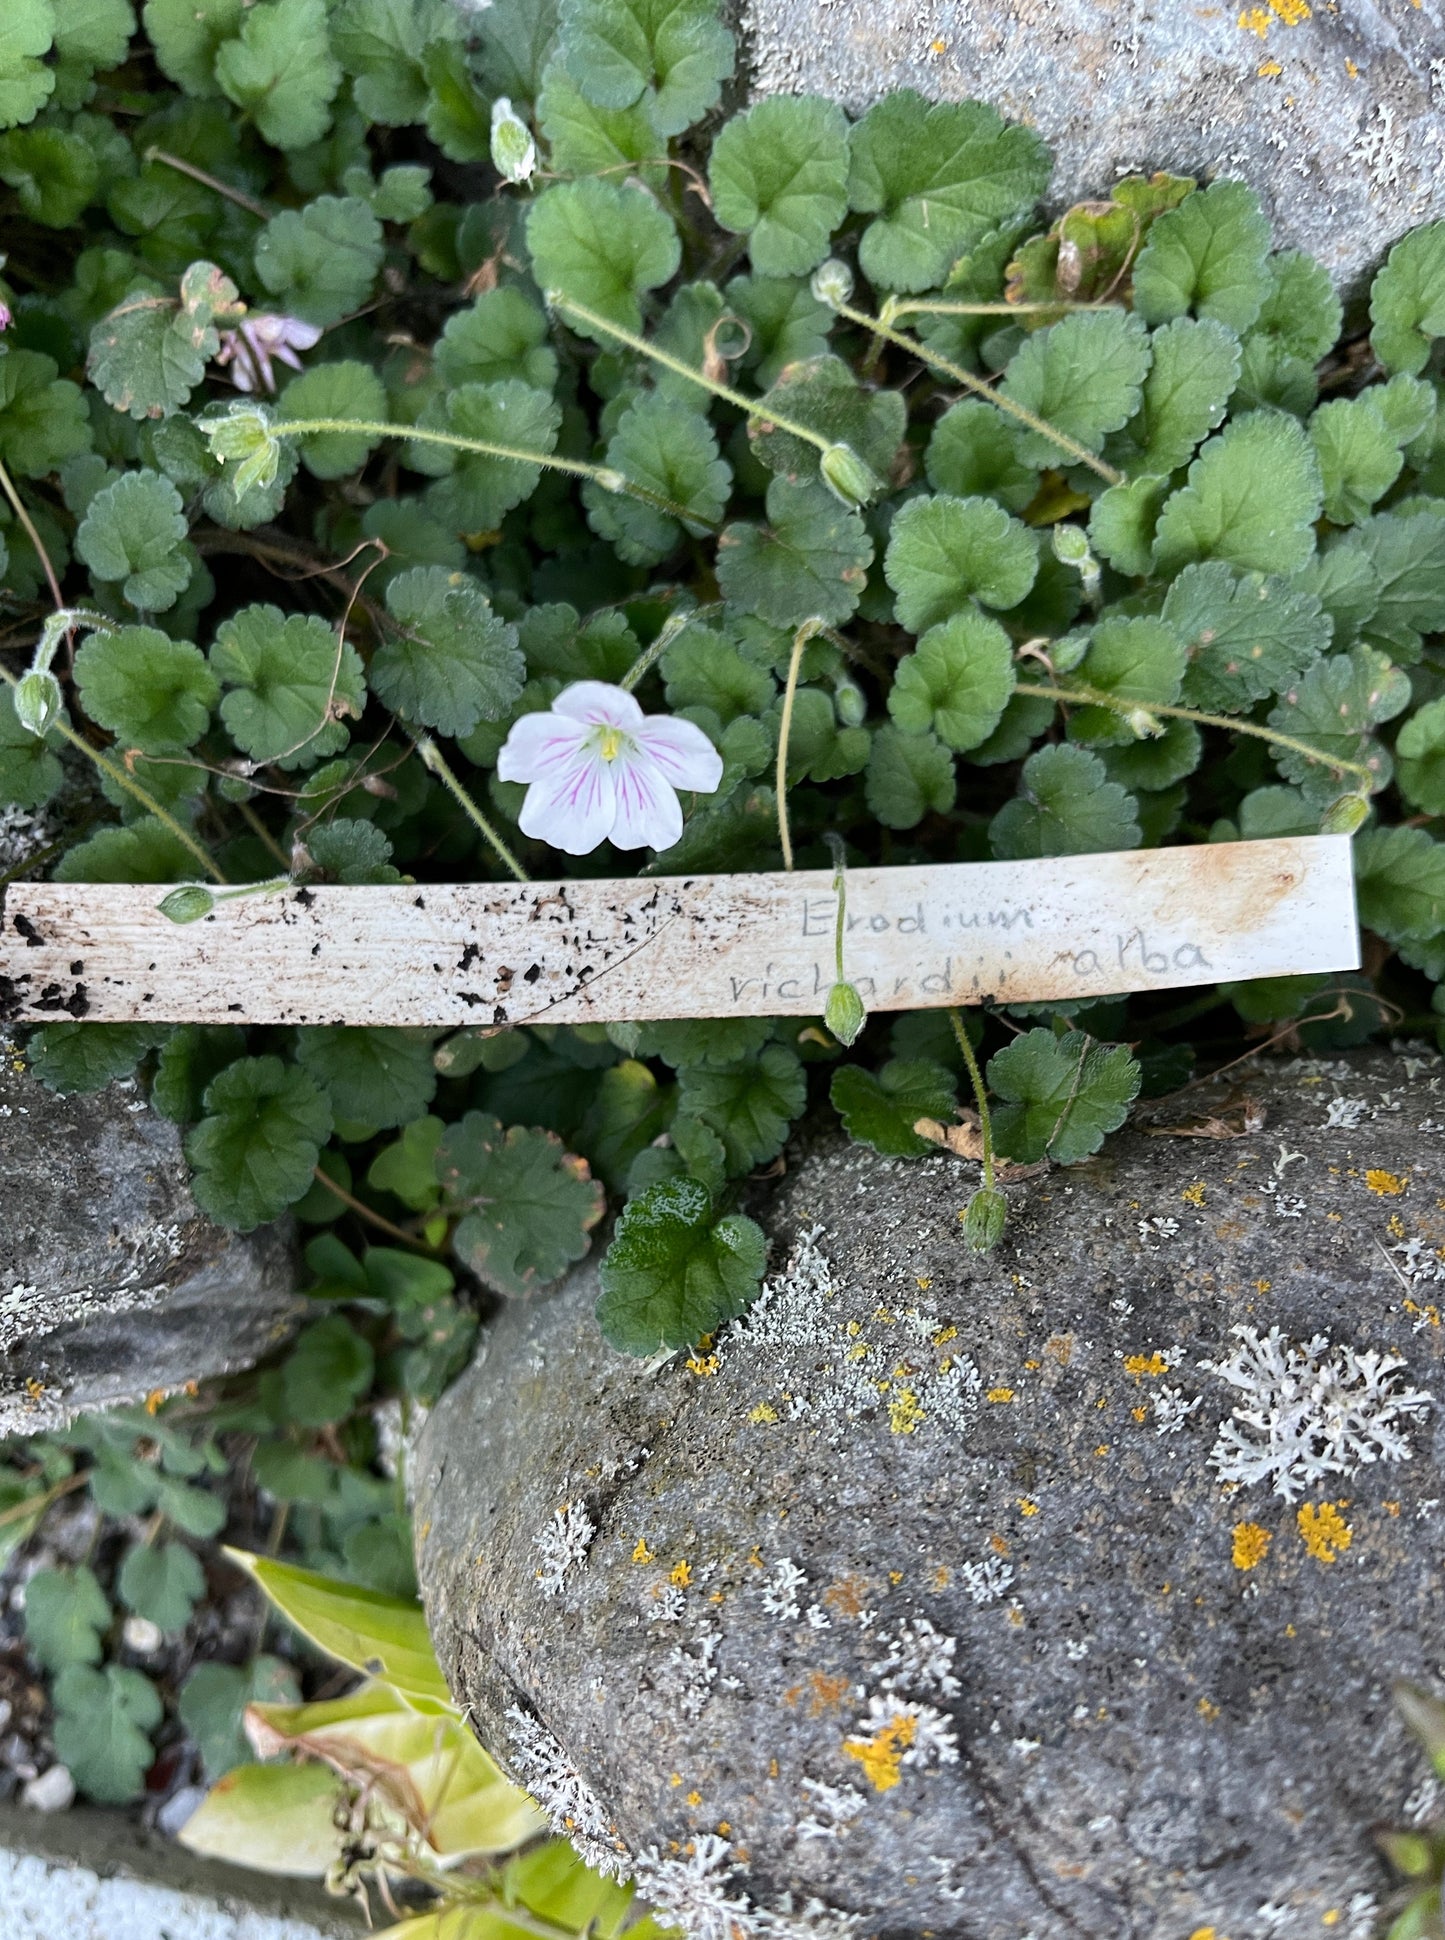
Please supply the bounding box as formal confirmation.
[416,737,528,883]
[619,603,723,694]
[883,296,1109,322]
[143,146,272,221]
[1013,680,1378,785]
[0,458,64,611]
[268,419,713,529]
[949,1009,996,1193]
[0,662,227,883]
[775,618,825,868]
[830,298,1124,486]
[547,294,835,457]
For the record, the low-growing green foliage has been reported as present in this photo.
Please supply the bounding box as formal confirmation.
[4,0,1445,1349]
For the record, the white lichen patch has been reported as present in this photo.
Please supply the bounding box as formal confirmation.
[633,1835,861,1940]
[725,1228,982,1444]
[505,1704,630,1879]
[958,1553,1014,1605]
[1202,1324,1432,1501]
[761,1556,806,1621]
[855,1692,959,1769]
[536,1499,595,1597]
[1152,1385,1202,1436]
[797,1775,866,1840]
[1324,1095,1369,1130]
[872,1614,960,1696]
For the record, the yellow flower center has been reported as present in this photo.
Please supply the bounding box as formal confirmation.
[596,725,626,762]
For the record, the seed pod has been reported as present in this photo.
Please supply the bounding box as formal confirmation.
[490,96,537,186]
[1319,790,1370,835]
[810,258,854,309]
[834,676,867,728]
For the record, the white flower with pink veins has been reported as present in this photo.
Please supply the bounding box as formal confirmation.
[497,680,723,855]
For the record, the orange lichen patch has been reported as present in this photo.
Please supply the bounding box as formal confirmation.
[987,1387,1015,1403]
[1007,1605,1025,1627]
[1367,1169,1408,1196]
[670,1560,693,1587]
[1297,1502,1352,1563]
[990,1534,1010,1557]
[1181,1181,1207,1207]
[749,1403,779,1424]
[932,1566,951,1590]
[1386,1501,1401,1517]
[890,1388,926,1435]
[1197,1697,1220,1721]
[808,1671,851,1716]
[783,1684,802,1708]
[843,1712,917,1792]
[824,1574,872,1616]
[1018,1498,1040,1517]
[1124,1352,1170,1378]
[1232,1521,1272,1571]
[632,1538,655,1564]
[1044,1334,1074,1365]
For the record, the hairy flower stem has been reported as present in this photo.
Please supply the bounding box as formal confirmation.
[0,662,228,881]
[416,736,528,883]
[949,1008,996,1192]
[0,458,64,612]
[776,618,826,868]
[619,602,723,694]
[1012,681,1379,786]
[143,146,272,221]
[831,299,1124,486]
[548,294,836,458]
[267,419,711,529]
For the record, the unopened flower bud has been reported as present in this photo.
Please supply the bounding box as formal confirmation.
[834,676,867,728]
[1123,705,1163,740]
[824,979,866,1047]
[490,96,537,186]
[1051,523,1091,567]
[810,258,853,310]
[14,669,61,738]
[158,885,216,924]
[594,467,627,495]
[1320,790,1370,835]
[960,1185,1007,1255]
[204,403,281,495]
[819,440,880,507]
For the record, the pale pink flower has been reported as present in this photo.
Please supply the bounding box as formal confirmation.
[497,680,723,855]
[213,313,322,394]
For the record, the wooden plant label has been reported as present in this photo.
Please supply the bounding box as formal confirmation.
[0,836,1357,1029]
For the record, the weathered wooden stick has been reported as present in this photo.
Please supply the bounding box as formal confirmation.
[0,837,1358,1028]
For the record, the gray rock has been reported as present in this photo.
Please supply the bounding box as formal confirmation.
[417,1048,1445,1939]
[0,1799,361,1940]
[740,0,1445,290]
[0,1038,300,1435]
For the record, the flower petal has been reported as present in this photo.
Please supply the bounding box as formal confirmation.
[517,746,616,855]
[636,715,724,794]
[608,749,683,852]
[497,711,586,785]
[552,680,645,731]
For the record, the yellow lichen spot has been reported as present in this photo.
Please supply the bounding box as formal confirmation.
[890,1388,926,1435]
[933,1566,951,1590]
[670,1772,683,1787]
[928,36,947,53]
[1367,1169,1407,1196]
[1257,56,1282,73]
[1232,1521,1272,1571]
[1323,1913,1342,1929]
[749,1403,779,1424]
[889,1569,904,1585]
[671,1560,693,1587]
[1095,1444,1110,1456]
[1345,54,1359,74]
[1255,1278,1272,1294]
[843,1713,917,1792]
[1132,1406,1149,1423]
[632,1538,655,1564]
[687,1352,720,1377]
[846,1320,862,1337]
[717,1821,731,1837]
[686,1790,702,1808]
[1386,1501,1401,1517]
[987,1387,1015,1403]
[1297,1501,1352,1563]
[1238,4,1271,33]
[1019,1498,1040,1517]
[915,1275,933,1292]
[1388,1213,1407,1239]
[1096,1397,1108,1410]
[1197,1697,1220,1721]
[24,1378,44,1402]
[1124,1352,1170,1378]
[768,1758,779,1778]
[933,1325,958,1347]
[1271,0,1310,18]
[1188,1929,1218,1940]
[1007,1604,1025,1627]
[849,1344,868,1362]
[1024,1358,1040,1370]
[1182,1181,1207,1207]
[144,1388,166,1416]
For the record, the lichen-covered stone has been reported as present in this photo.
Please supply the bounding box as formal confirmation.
[740,0,1445,291]
[417,1049,1445,1939]
[0,1039,299,1434]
